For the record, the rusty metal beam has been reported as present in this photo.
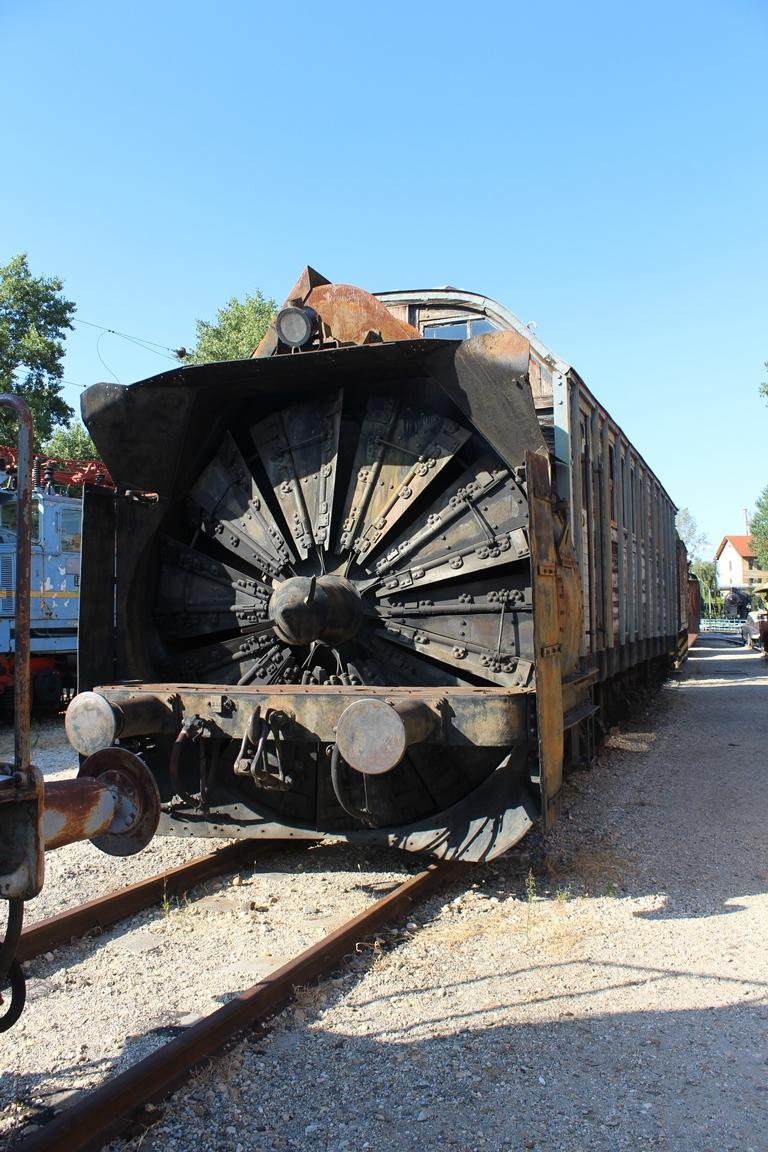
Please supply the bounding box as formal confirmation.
[67,683,527,750]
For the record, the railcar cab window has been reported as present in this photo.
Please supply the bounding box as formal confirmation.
[60,507,81,552]
[423,317,497,340]
[0,499,40,544]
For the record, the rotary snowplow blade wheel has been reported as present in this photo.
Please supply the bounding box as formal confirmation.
[156,384,535,694]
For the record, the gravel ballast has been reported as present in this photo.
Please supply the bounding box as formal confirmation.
[2,636,767,1151]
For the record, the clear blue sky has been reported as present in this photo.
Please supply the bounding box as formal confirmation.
[3,0,766,556]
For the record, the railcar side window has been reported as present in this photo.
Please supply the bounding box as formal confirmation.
[423,318,497,340]
[60,507,81,552]
[0,501,40,542]
[469,319,496,336]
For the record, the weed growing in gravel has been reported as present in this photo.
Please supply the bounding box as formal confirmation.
[525,869,536,903]
[555,885,571,903]
[161,879,190,918]
[525,869,536,933]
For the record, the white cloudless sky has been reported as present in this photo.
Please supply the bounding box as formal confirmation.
[2,0,766,553]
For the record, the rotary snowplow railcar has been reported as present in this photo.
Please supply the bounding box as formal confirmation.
[63,269,687,862]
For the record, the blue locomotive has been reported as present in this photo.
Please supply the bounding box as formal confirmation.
[0,465,80,707]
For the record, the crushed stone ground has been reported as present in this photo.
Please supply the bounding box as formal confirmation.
[2,636,766,1151]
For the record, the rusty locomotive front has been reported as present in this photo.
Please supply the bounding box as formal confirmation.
[63,269,686,862]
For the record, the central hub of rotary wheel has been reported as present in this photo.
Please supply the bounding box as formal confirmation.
[269,575,364,647]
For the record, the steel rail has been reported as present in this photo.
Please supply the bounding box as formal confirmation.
[15,840,270,963]
[16,860,464,1152]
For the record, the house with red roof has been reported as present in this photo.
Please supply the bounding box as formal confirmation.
[714,535,768,591]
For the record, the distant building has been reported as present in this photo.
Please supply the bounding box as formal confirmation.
[714,535,768,590]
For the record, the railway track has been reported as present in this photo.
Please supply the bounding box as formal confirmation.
[15,840,270,964]
[14,860,462,1152]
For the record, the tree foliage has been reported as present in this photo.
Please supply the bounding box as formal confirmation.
[760,362,768,403]
[691,558,718,614]
[185,290,276,364]
[675,507,709,562]
[750,484,768,571]
[0,254,76,447]
[41,421,100,462]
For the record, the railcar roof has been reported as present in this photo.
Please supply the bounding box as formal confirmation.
[375,287,572,375]
[377,287,678,511]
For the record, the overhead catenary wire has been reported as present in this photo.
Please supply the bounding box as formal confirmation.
[68,317,190,389]
[73,317,184,359]
[96,330,121,384]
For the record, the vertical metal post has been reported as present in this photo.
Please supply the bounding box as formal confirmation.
[528,450,564,831]
[637,466,645,649]
[624,445,634,652]
[661,492,667,640]
[669,503,676,636]
[552,370,573,520]
[643,470,651,644]
[600,420,613,672]
[0,396,33,776]
[587,407,600,663]
[568,383,586,658]
[654,476,658,640]
[615,437,626,653]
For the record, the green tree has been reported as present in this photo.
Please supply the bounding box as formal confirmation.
[750,484,768,571]
[0,254,76,447]
[41,421,100,461]
[675,507,709,562]
[760,362,768,403]
[691,558,718,616]
[185,290,276,364]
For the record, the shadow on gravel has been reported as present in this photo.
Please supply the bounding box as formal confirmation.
[115,1001,768,1151]
[484,640,768,923]
[6,979,768,1151]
